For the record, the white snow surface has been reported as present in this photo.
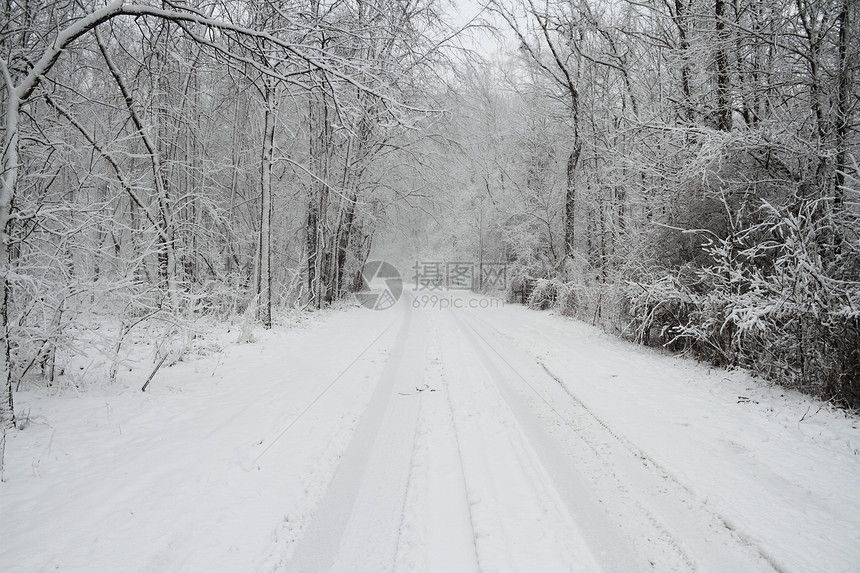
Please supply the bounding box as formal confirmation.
[2,291,859,572]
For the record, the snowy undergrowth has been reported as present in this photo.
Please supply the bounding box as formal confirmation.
[13,302,329,399]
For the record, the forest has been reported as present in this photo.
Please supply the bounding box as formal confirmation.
[1,0,858,469]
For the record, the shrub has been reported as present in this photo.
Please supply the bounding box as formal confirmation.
[528,278,559,310]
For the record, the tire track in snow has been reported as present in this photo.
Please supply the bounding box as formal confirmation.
[285,300,426,573]
[468,311,793,573]
[456,309,781,573]
[242,320,398,471]
[394,314,481,573]
[137,319,399,573]
[438,310,608,573]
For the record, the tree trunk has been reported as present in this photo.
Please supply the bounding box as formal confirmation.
[335,192,357,297]
[835,0,852,209]
[258,83,275,328]
[0,88,19,434]
[715,0,733,131]
[675,0,695,125]
[307,82,332,309]
[565,144,581,257]
[226,96,243,275]
[306,193,319,308]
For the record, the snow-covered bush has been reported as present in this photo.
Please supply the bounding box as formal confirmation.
[625,194,860,406]
[625,273,695,350]
[705,197,858,405]
[528,278,559,310]
[556,281,585,316]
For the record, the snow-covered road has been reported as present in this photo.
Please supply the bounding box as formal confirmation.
[2,293,859,572]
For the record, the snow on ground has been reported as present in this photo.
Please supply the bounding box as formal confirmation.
[1,292,859,572]
[1,306,397,572]
[470,303,860,573]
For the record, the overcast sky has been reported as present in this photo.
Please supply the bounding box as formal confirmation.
[449,0,513,61]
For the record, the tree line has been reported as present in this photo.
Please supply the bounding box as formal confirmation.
[0,0,454,468]
[397,0,859,407]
